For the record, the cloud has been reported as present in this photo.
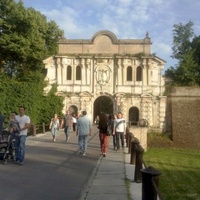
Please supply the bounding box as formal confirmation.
[22,0,200,70]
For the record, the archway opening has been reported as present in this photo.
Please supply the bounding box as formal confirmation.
[68,105,78,116]
[93,96,113,122]
[129,106,139,126]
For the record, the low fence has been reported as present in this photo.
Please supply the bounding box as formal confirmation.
[126,129,163,200]
[28,123,49,136]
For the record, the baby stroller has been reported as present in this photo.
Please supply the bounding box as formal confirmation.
[0,130,15,164]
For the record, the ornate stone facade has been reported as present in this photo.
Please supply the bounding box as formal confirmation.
[43,30,167,131]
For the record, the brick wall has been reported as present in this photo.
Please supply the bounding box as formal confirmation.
[168,87,200,149]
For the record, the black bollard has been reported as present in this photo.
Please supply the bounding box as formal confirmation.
[128,133,132,154]
[130,138,140,165]
[125,127,130,147]
[134,144,144,183]
[141,166,161,200]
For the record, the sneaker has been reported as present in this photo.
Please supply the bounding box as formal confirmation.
[103,153,106,157]
[18,161,24,166]
[83,152,86,156]
[13,160,20,164]
[79,150,83,154]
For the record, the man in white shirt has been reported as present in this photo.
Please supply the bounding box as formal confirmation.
[14,106,30,165]
[113,112,126,150]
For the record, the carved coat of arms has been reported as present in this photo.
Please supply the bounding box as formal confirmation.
[96,67,110,85]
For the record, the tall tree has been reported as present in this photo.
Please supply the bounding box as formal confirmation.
[165,21,200,86]
[171,21,194,60]
[191,36,200,85]
[0,0,64,80]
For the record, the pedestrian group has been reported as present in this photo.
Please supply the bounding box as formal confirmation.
[0,108,126,165]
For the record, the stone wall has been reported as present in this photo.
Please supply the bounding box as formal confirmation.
[129,127,148,151]
[168,87,200,149]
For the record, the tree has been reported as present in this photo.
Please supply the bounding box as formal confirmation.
[165,21,200,86]
[171,21,194,60]
[0,0,65,127]
[0,0,64,80]
[191,36,200,85]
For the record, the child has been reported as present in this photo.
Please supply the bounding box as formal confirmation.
[8,113,20,135]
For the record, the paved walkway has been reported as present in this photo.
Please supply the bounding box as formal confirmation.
[1,125,142,200]
[80,125,142,200]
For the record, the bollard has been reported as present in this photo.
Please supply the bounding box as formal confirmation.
[42,122,45,134]
[33,124,36,136]
[125,127,130,147]
[128,133,132,154]
[130,137,140,165]
[126,132,131,149]
[134,144,144,183]
[141,166,161,200]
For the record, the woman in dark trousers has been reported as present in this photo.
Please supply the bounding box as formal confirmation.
[98,112,110,157]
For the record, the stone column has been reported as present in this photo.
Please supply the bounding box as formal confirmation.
[119,60,123,85]
[73,58,76,82]
[122,59,125,85]
[56,57,61,84]
[82,59,86,85]
[142,59,147,86]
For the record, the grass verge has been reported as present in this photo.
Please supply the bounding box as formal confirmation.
[144,132,200,200]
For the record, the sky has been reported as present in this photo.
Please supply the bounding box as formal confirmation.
[19,0,200,72]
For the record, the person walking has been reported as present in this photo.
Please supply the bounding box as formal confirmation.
[76,111,92,156]
[98,112,110,157]
[14,106,30,165]
[113,112,126,150]
[61,110,73,142]
[111,113,118,150]
[49,114,60,142]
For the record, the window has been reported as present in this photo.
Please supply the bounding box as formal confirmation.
[136,66,142,81]
[127,66,132,81]
[76,65,81,80]
[67,65,72,80]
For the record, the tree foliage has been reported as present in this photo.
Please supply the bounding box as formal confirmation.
[165,21,200,86]
[0,0,65,128]
[0,0,64,80]
[171,21,194,60]
[0,75,64,126]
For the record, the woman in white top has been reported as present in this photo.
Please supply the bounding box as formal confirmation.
[49,114,60,142]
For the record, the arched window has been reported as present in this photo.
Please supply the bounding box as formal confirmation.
[127,66,132,81]
[67,65,72,80]
[76,65,81,80]
[136,66,142,81]
[129,107,139,126]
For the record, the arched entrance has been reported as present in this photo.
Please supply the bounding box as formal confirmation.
[68,105,78,116]
[129,106,139,126]
[93,96,113,122]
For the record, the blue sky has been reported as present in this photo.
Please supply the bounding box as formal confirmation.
[19,0,200,72]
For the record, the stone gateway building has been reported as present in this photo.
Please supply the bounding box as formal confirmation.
[43,30,167,131]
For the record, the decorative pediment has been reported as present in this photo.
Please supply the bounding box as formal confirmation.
[91,30,118,44]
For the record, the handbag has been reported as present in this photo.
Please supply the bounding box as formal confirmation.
[106,129,111,136]
[106,124,112,136]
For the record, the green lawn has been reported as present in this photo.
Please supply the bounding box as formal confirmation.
[143,133,200,200]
